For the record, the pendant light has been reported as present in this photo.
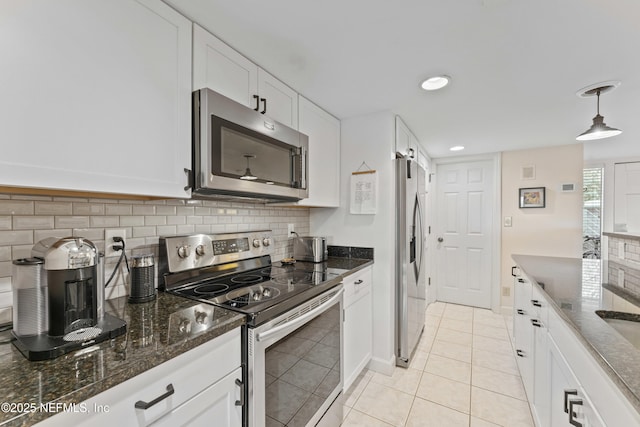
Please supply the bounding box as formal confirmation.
[240,154,258,180]
[576,85,622,141]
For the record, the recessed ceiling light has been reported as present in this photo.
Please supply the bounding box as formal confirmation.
[449,145,465,151]
[421,75,450,91]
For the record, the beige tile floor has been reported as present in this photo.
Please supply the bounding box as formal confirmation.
[340,302,534,427]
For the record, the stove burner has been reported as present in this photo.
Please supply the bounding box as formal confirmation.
[193,283,230,295]
[260,268,273,276]
[228,286,281,307]
[271,271,314,285]
[231,274,264,285]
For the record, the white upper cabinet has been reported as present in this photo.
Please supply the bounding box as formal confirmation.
[290,96,341,207]
[257,69,298,130]
[395,116,416,159]
[193,24,258,108]
[193,25,298,129]
[0,0,192,198]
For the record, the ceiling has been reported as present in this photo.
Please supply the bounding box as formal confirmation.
[165,0,640,160]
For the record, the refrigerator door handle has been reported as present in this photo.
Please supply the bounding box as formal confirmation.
[413,193,424,282]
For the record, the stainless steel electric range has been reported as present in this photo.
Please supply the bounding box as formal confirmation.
[159,230,344,427]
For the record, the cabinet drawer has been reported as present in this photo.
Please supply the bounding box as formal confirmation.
[343,267,372,308]
[37,328,241,426]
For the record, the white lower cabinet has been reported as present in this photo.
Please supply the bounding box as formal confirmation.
[514,265,640,427]
[343,267,372,391]
[548,335,604,427]
[36,328,242,427]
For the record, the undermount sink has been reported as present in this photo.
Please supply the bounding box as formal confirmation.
[596,310,640,350]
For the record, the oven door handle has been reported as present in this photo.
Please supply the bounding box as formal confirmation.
[256,288,344,342]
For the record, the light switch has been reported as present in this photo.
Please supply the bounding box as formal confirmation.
[504,216,512,227]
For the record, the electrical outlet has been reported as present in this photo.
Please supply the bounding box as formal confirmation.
[288,223,295,236]
[105,229,126,257]
[502,286,511,297]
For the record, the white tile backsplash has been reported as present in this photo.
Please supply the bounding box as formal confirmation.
[0,193,310,312]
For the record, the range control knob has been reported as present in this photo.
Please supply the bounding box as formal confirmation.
[253,239,261,248]
[195,244,206,256]
[177,245,191,259]
[262,238,271,247]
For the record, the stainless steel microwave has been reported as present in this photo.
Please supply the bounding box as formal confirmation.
[191,88,309,202]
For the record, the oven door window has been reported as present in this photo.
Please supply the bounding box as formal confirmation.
[211,115,302,188]
[264,304,341,426]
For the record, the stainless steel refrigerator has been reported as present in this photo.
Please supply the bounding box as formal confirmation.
[395,155,427,367]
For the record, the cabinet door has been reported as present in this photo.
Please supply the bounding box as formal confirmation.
[297,96,341,207]
[395,116,415,158]
[548,337,604,427]
[152,367,243,427]
[532,313,550,427]
[193,24,258,108]
[257,68,298,129]
[343,267,372,390]
[513,276,534,399]
[0,0,192,199]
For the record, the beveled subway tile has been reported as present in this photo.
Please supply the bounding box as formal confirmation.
[370,366,422,395]
[471,386,534,427]
[406,397,469,427]
[417,372,471,414]
[471,365,527,401]
[353,381,413,427]
[424,354,471,384]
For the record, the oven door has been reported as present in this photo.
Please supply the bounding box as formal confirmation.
[248,286,343,427]
[193,88,309,202]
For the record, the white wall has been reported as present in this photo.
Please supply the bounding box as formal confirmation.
[500,144,584,309]
[310,111,397,374]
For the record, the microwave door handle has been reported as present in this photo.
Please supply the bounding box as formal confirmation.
[256,288,343,342]
[302,146,307,189]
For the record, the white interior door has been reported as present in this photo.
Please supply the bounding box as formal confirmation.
[435,160,494,308]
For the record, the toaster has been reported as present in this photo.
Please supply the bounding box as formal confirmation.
[293,236,328,262]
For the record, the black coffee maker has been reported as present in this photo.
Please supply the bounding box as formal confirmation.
[12,237,127,361]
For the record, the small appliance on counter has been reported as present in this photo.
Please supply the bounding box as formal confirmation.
[129,253,156,303]
[12,237,127,361]
[293,236,328,262]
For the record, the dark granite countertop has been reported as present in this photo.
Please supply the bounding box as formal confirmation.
[0,293,245,427]
[0,251,373,426]
[512,254,640,413]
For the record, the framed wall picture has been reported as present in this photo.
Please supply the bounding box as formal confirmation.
[519,187,546,208]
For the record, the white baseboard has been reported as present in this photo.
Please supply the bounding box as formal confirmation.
[367,353,395,376]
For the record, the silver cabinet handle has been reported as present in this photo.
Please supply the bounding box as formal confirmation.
[531,299,542,307]
[517,309,525,315]
[568,398,584,427]
[531,319,543,328]
[135,384,174,410]
[564,389,578,413]
[516,349,525,357]
[235,378,245,407]
[354,279,363,285]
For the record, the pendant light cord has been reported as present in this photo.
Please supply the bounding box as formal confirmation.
[596,89,601,115]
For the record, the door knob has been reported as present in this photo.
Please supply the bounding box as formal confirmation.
[437,237,444,242]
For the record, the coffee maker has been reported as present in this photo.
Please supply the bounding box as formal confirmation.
[12,237,127,361]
